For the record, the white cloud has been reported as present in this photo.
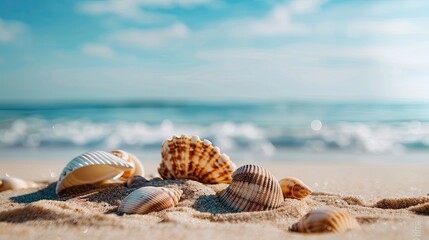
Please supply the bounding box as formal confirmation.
[109,23,189,49]
[82,43,116,58]
[289,0,326,13]
[78,0,213,21]
[0,18,26,43]
[347,19,429,36]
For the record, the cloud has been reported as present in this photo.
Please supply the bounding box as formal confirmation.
[109,23,189,49]
[346,19,429,36]
[0,18,26,43]
[216,0,326,37]
[78,0,213,21]
[82,43,116,58]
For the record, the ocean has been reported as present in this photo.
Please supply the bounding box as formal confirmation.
[1,101,429,162]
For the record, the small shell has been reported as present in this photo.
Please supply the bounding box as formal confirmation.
[111,150,145,179]
[126,175,148,187]
[0,177,39,192]
[56,151,133,194]
[290,207,360,233]
[118,186,182,214]
[218,164,283,212]
[158,135,236,184]
[279,177,312,200]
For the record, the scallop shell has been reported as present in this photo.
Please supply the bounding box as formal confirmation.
[118,186,182,214]
[111,150,145,179]
[279,177,312,200]
[158,135,236,184]
[56,151,133,194]
[218,164,283,212]
[0,177,39,192]
[290,207,360,233]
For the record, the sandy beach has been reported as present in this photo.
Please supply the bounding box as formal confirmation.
[0,160,428,240]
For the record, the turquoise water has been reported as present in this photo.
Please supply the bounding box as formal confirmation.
[1,101,429,161]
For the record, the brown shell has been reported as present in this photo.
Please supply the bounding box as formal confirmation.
[111,150,145,179]
[279,177,312,200]
[158,135,236,184]
[290,207,360,233]
[218,164,283,212]
[0,177,39,192]
[118,186,182,214]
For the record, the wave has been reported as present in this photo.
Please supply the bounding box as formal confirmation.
[1,117,429,154]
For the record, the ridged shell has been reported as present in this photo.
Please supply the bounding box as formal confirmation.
[56,151,133,194]
[279,177,312,200]
[290,207,360,233]
[0,177,39,192]
[118,186,182,214]
[158,135,236,184]
[218,164,283,212]
[111,150,145,179]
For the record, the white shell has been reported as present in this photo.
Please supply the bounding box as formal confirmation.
[279,177,312,200]
[290,207,360,233]
[219,164,283,212]
[111,150,145,179]
[56,151,133,194]
[118,186,182,214]
[159,135,236,184]
[0,177,39,192]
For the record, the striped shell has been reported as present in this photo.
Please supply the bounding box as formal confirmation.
[290,207,360,233]
[159,135,236,184]
[218,164,283,212]
[111,150,145,179]
[56,151,133,194]
[118,186,182,214]
[0,177,39,192]
[279,177,312,200]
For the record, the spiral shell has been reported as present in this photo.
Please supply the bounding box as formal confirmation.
[218,164,283,212]
[111,150,145,179]
[118,186,182,214]
[56,151,133,194]
[290,207,360,233]
[0,177,39,192]
[279,177,312,200]
[159,135,236,184]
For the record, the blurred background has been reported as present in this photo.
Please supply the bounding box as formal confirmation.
[1,0,429,163]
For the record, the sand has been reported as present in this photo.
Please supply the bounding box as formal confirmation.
[0,161,428,240]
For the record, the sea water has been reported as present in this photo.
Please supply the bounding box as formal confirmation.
[1,101,429,162]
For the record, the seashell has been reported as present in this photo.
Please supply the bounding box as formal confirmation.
[126,175,148,187]
[118,186,182,214]
[290,207,360,233]
[218,164,283,212]
[111,150,145,180]
[158,135,236,184]
[0,177,39,192]
[56,151,133,194]
[279,177,312,200]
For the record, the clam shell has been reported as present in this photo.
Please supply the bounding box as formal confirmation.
[0,177,39,192]
[111,150,145,179]
[56,151,133,194]
[290,207,360,233]
[279,177,312,200]
[118,186,182,214]
[218,164,283,212]
[158,135,236,184]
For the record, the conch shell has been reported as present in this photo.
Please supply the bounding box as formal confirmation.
[111,150,144,179]
[0,177,39,192]
[279,177,312,199]
[158,135,236,184]
[56,151,133,194]
[118,186,182,214]
[218,164,283,212]
[290,207,360,233]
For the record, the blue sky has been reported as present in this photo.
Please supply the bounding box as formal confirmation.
[1,0,429,102]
